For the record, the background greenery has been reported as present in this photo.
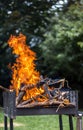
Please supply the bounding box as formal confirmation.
[0,0,83,107]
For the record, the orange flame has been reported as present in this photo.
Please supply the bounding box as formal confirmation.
[8,34,40,98]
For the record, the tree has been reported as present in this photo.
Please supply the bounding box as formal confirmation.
[39,3,83,87]
[0,0,56,84]
[0,0,77,83]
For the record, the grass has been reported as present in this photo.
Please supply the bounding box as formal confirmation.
[0,107,78,130]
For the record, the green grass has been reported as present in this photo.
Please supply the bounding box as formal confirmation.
[0,107,77,130]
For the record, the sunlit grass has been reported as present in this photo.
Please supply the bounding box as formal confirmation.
[0,107,78,130]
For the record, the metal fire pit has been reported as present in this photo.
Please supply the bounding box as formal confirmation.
[3,90,78,117]
[3,90,82,130]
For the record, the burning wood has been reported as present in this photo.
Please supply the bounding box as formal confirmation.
[0,78,75,110]
[0,34,76,111]
[15,78,76,110]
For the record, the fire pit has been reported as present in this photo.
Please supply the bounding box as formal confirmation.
[3,90,78,117]
[1,34,82,130]
[3,89,78,130]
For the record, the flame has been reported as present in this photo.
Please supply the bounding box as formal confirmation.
[8,34,41,99]
[23,86,45,101]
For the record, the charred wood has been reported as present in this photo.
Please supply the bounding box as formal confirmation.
[16,90,26,105]
[17,98,75,108]
[0,85,11,92]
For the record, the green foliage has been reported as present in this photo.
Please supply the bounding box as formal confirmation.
[39,3,83,84]
[0,0,82,87]
[0,0,56,44]
[77,42,83,48]
[0,0,56,83]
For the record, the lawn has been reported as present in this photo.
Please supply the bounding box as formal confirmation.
[0,107,77,130]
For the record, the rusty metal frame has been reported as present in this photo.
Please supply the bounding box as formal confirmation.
[3,90,82,130]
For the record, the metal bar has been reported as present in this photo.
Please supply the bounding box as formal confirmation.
[59,115,63,130]
[4,116,8,130]
[76,113,82,130]
[16,107,77,116]
[10,118,13,130]
[69,115,73,130]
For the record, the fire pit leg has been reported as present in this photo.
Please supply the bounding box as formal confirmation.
[69,115,73,130]
[59,115,63,130]
[10,118,13,130]
[76,113,82,130]
[4,116,8,130]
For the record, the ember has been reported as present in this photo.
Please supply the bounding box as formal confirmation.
[7,34,76,110]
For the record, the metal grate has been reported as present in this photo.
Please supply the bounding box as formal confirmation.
[3,90,83,130]
[3,90,78,119]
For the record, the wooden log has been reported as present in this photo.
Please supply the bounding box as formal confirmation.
[18,78,66,91]
[16,78,67,105]
[0,85,11,92]
[17,98,33,106]
[43,84,53,99]
[47,78,65,87]
[16,85,46,106]
[16,92,47,106]
[16,82,50,106]
[16,84,52,106]
[16,90,26,105]
[16,84,35,105]
[17,99,50,108]
[17,98,75,108]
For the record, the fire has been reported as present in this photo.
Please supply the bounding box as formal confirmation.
[8,33,41,99]
[0,34,72,109]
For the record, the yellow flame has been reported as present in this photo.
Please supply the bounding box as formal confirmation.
[8,34,40,97]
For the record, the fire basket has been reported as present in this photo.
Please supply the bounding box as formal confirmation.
[3,90,81,130]
[3,90,78,117]
[2,34,83,130]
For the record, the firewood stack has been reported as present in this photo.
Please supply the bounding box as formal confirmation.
[14,78,76,111]
[0,78,76,111]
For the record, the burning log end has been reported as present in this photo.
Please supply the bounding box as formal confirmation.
[16,90,26,106]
